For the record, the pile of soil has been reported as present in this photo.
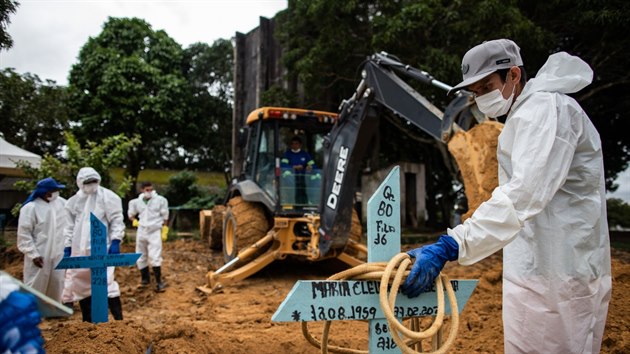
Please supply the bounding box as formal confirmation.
[2,234,629,353]
[447,121,503,220]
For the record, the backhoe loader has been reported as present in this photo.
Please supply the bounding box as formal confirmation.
[198,52,501,293]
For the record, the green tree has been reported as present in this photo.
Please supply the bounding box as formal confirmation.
[607,198,630,229]
[174,39,234,171]
[276,1,376,111]
[162,170,203,207]
[12,132,140,215]
[0,0,18,50]
[0,69,72,156]
[67,17,188,192]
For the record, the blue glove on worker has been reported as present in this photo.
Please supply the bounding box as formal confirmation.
[401,235,459,298]
[63,247,71,258]
[0,291,45,354]
[108,239,121,255]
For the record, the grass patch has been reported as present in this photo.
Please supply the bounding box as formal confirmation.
[110,168,226,188]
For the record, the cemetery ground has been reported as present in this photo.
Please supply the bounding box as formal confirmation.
[1,230,629,353]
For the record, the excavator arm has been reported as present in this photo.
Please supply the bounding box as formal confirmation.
[318,52,480,257]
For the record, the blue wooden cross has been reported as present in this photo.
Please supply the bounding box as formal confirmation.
[272,166,478,352]
[56,213,141,323]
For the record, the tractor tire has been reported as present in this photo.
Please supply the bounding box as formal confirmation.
[209,205,226,250]
[223,196,270,262]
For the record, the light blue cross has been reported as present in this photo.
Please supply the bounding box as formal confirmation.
[272,166,478,352]
[56,213,141,323]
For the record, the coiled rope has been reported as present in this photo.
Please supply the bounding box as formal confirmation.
[301,253,459,354]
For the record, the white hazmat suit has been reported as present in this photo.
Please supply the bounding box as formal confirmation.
[448,52,611,353]
[128,191,169,268]
[17,197,67,302]
[63,168,125,301]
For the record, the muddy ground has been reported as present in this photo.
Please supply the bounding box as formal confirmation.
[1,231,629,354]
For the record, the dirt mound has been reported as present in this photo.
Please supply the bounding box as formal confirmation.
[448,121,503,220]
[44,321,150,353]
[1,233,629,353]
[1,245,24,281]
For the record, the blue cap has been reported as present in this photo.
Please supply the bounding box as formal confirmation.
[23,177,65,205]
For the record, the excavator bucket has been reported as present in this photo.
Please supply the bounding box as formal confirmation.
[447,121,503,220]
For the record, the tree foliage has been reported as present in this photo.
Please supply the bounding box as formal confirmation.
[0,0,18,50]
[607,198,630,229]
[67,17,188,190]
[0,69,72,156]
[162,170,203,207]
[175,39,234,170]
[67,18,234,176]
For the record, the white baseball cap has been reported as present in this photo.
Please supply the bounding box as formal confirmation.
[449,39,523,95]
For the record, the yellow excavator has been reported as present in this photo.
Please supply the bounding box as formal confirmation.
[197,52,501,293]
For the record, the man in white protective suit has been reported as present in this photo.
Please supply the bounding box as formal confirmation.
[62,167,126,322]
[128,181,169,292]
[401,39,611,353]
[17,177,67,302]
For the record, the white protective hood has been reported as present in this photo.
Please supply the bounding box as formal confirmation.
[514,52,592,107]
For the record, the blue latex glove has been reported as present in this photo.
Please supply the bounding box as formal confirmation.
[0,291,44,354]
[108,239,121,254]
[63,247,71,258]
[401,235,459,298]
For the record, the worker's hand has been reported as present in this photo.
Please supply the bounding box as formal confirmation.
[310,173,321,181]
[132,219,139,228]
[401,235,459,298]
[32,257,44,268]
[293,165,304,171]
[0,291,44,354]
[306,165,313,172]
[108,239,121,255]
[282,170,293,178]
[63,247,71,258]
[161,225,169,242]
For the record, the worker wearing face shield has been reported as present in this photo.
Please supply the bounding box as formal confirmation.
[402,39,611,353]
[62,167,126,322]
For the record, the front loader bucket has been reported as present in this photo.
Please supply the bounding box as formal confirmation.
[447,121,503,220]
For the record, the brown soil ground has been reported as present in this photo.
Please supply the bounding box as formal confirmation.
[1,232,629,354]
[448,121,503,221]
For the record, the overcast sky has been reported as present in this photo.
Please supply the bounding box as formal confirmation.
[1,0,287,84]
[1,0,628,203]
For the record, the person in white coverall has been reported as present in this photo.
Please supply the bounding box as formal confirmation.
[401,39,611,353]
[128,181,169,292]
[62,167,126,322]
[17,177,67,303]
